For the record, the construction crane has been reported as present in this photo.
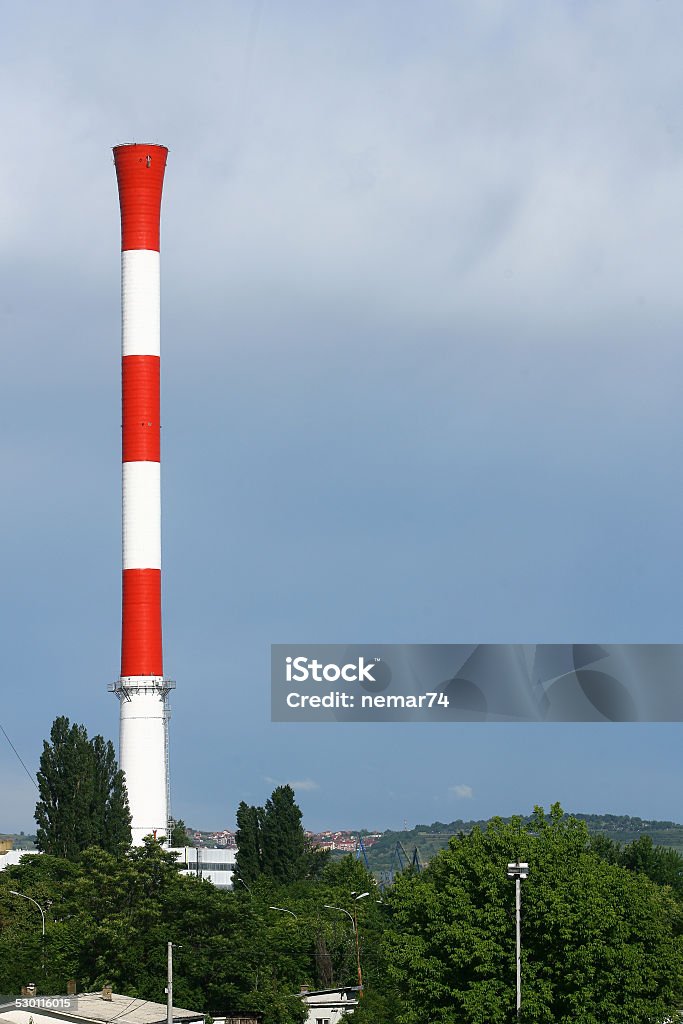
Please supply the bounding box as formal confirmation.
[355,836,371,871]
[380,841,424,888]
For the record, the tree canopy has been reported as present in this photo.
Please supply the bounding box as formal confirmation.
[380,804,683,1024]
[7,797,683,1024]
[34,716,131,859]
[0,839,380,1023]
[235,786,328,885]
[169,818,189,847]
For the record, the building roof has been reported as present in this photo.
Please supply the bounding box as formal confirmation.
[298,987,361,997]
[297,986,361,1006]
[0,993,203,1024]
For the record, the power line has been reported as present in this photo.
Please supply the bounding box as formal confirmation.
[108,997,152,1023]
[0,722,39,791]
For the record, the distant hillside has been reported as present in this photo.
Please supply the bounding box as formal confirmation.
[0,833,37,850]
[5,814,683,865]
[359,814,683,876]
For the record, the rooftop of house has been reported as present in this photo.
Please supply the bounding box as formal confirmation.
[0,992,203,1024]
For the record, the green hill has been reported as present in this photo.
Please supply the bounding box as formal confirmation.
[357,813,683,877]
[0,832,37,850]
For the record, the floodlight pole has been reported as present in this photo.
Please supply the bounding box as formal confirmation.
[506,862,529,1018]
[514,875,521,1015]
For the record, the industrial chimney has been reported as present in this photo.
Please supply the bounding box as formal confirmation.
[109,143,174,845]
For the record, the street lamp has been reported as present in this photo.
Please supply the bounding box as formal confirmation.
[9,891,46,936]
[506,862,529,1018]
[324,893,369,995]
[10,891,47,975]
[269,906,298,918]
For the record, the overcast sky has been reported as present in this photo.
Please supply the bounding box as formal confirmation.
[3,1,683,835]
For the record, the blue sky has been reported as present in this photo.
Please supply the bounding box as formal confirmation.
[3,0,683,834]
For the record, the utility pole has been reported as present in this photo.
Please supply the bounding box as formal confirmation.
[352,904,362,992]
[167,941,173,1024]
[324,892,369,997]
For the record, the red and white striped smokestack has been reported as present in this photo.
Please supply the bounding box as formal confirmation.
[110,143,174,845]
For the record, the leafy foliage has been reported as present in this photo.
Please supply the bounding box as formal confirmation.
[261,787,306,883]
[235,787,329,886]
[34,717,131,859]
[382,804,683,1024]
[0,842,379,1021]
[362,811,683,873]
[589,831,683,903]
[169,818,190,847]
[7,799,683,1024]
[620,834,683,899]
[235,801,263,884]
[90,734,132,857]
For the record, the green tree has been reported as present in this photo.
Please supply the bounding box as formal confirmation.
[34,716,131,859]
[261,786,306,884]
[35,717,96,858]
[169,818,189,847]
[351,988,404,1024]
[235,801,263,884]
[0,839,309,1020]
[91,734,132,856]
[586,832,621,864]
[619,834,683,901]
[382,804,683,1024]
[235,787,328,886]
[620,834,658,875]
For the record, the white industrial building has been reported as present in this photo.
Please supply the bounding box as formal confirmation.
[0,849,40,871]
[1,846,235,889]
[168,846,236,888]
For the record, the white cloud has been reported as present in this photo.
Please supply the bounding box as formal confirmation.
[450,784,474,799]
[4,1,683,341]
[288,779,320,792]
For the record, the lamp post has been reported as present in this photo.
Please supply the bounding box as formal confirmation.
[325,892,369,995]
[269,906,298,918]
[506,862,529,1017]
[10,890,47,976]
[9,891,46,936]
